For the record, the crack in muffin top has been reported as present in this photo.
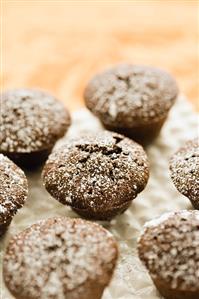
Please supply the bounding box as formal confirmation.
[138,210,199,291]
[84,64,178,127]
[1,89,71,153]
[42,131,149,211]
[169,138,199,208]
[0,154,28,225]
[3,217,118,299]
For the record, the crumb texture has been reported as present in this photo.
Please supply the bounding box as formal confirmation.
[3,217,118,299]
[42,131,149,215]
[138,210,199,291]
[170,138,199,208]
[84,64,178,127]
[0,89,71,153]
[0,154,28,226]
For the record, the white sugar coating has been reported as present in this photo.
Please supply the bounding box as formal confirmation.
[42,131,149,218]
[144,209,191,229]
[84,64,178,127]
[1,89,71,153]
[138,210,199,291]
[3,217,118,299]
[0,154,28,226]
[0,94,198,299]
[169,138,199,208]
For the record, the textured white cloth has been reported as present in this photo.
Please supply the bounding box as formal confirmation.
[1,95,198,299]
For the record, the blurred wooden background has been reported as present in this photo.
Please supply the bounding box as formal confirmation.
[2,0,198,111]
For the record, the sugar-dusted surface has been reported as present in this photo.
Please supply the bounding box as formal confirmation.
[170,138,199,208]
[138,210,199,291]
[84,64,178,127]
[3,217,118,299]
[42,131,149,219]
[0,95,198,299]
[1,89,71,153]
[0,154,28,228]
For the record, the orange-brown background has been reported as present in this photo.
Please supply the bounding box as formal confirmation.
[2,0,198,111]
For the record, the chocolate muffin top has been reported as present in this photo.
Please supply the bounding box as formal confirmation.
[42,131,149,214]
[3,217,118,299]
[0,154,28,226]
[0,89,71,153]
[169,138,199,208]
[138,210,199,292]
[84,64,178,127]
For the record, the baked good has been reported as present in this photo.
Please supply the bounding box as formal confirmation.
[169,138,199,209]
[138,210,199,299]
[3,217,118,299]
[42,131,149,220]
[0,154,28,236]
[84,64,178,145]
[0,88,71,168]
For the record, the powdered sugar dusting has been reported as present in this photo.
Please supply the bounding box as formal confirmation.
[1,89,71,153]
[0,154,28,229]
[42,131,149,219]
[170,138,199,208]
[144,211,175,228]
[138,210,199,291]
[0,95,198,299]
[85,64,178,127]
[144,209,191,229]
[3,217,118,299]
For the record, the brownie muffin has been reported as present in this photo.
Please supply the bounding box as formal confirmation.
[84,64,178,145]
[0,88,71,168]
[3,217,118,299]
[138,210,199,299]
[170,138,199,209]
[0,154,28,236]
[42,131,149,220]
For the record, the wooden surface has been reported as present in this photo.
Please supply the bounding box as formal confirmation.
[2,0,198,111]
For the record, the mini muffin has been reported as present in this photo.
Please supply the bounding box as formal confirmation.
[138,210,199,299]
[42,131,149,220]
[84,64,178,145]
[3,217,118,299]
[0,154,28,236]
[170,138,199,209]
[0,88,71,168]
